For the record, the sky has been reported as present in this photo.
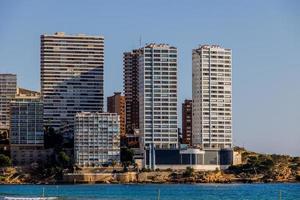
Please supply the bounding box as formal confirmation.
[0,0,299,156]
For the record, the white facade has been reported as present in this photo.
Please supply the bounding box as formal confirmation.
[74,112,120,167]
[192,45,232,149]
[41,32,104,131]
[0,74,16,131]
[139,44,178,149]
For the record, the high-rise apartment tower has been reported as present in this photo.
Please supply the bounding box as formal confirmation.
[140,44,178,149]
[192,45,232,149]
[124,44,178,149]
[41,32,104,131]
[123,50,141,135]
[0,74,17,133]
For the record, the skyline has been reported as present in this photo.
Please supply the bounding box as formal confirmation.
[0,0,299,156]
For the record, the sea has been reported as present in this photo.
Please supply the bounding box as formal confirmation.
[0,184,299,200]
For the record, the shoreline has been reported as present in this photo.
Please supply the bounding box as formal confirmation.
[1,177,299,185]
[1,181,300,185]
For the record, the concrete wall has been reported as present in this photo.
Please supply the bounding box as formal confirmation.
[233,151,242,165]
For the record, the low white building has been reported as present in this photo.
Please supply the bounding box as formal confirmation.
[143,147,233,171]
[74,112,120,167]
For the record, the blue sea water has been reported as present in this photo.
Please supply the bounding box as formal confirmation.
[0,184,299,200]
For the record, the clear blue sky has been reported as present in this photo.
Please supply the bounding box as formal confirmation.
[0,0,299,156]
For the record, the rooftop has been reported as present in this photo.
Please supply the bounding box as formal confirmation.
[144,43,176,49]
[41,32,104,38]
[196,44,231,51]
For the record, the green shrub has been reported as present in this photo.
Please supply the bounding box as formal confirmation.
[141,167,151,172]
[165,168,173,172]
[183,167,194,177]
[0,154,11,167]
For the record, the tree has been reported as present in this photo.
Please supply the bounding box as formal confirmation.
[57,151,71,168]
[0,154,12,167]
[120,147,134,171]
[44,126,63,149]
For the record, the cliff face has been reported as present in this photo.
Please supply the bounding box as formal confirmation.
[227,148,300,183]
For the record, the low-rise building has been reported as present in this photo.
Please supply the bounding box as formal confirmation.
[233,151,242,165]
[74,112,120,167]
[144,147,233,171]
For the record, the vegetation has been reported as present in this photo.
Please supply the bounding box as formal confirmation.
[227,148,300,182]
[0,142,299,184]
[57,151,72,168]
[141,167,151,172]
[0,154,11,167]
[120,147,134,172]
[44,126,63,149]
[228,154,275,174]
[183,167,194,177]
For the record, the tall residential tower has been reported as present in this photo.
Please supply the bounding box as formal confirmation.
[0,74,17,133]
[41,32,104,132]
[192,45,232,149]
[124,44,178,149]
[123,50,141,135]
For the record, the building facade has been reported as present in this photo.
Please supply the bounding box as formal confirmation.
[123,50,141,135]
[10,88,48,165]
[144,148,233,170]
[41,32,104,132]
[182,99,193,146]
[138,44,178,149]
[107,92,126,137]
[10,89,43,145]
[192,45,232,149]
[74,112,120,167]
[0,74,17,133]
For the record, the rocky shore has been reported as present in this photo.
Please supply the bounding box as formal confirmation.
[1,148,299,184]
[1,167,299,184]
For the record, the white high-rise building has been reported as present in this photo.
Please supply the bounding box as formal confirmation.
[10,88,47,166]
[0,74,16,132]
[192,45,232,149]
[138,44,178,149]
[41,32,104,132]
[74,112,120,167]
